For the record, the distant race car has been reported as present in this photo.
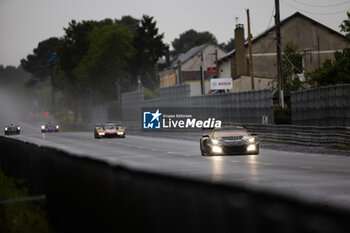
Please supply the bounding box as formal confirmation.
[200,126,259,156]
[41,122,59,133]
[4,124,20,135]
[94,122,126,138]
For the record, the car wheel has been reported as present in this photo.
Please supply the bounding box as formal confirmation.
[200,147,211,156]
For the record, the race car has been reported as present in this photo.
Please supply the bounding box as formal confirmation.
[200,126,259,156]
[94,122,126,138]
[41,122,59,133]
[4,124,20,135]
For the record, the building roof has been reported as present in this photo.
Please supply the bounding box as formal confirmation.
[218,11,348,62]
[159,44,209,75]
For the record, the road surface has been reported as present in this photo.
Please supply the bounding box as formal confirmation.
[2,121,350,210]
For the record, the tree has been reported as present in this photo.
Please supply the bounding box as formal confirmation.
[20,37,60,81]
[307,47,350,87]
[56,20,95,81]
[171,29,217,56]
[54,20,95,120]
[340,12,350,40]
[133,15,167,89]
[0,65,30,85]
[74,24,135,104]
[222,38,235,51]
[281,42,304,91]
[115,15,140,36]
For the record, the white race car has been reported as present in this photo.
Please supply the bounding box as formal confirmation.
[94,122,126,138]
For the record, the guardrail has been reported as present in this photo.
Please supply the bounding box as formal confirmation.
[1,136,350,233]
[240,124,350,148]
[120,121,350,148]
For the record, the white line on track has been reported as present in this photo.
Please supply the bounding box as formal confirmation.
[151,149,162,152]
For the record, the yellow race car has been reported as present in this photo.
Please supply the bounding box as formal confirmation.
[200,126,259,156]
[94,122,126,138]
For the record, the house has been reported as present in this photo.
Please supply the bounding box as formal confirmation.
[159,44,226,96]
[218,12,350,92]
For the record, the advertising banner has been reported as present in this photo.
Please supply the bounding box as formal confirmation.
[210,78,233,90]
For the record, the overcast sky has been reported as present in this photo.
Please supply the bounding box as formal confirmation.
[0,0,349,66]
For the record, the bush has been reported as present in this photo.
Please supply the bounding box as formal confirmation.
[274,107,291,124]
[0,167,51,233]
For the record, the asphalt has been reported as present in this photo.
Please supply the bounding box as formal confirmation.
[2,121,350,211]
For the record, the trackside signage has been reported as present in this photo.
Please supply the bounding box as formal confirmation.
[210,78,233,90]
[142,108,222,131]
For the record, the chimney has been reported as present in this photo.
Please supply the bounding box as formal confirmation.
[235,24,246,76]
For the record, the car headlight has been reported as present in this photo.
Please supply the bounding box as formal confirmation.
[56,125,59,129]
[248,137,255,143]
[212,146,222,153]
[247,144,256,151]
[4,127,8,131]
[41,125,45,129]
[98,132,105,136]
[211,139,219,144]
[17,126,20,130]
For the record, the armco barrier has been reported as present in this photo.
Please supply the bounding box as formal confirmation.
[240,124,350,148]
[118,122,350,148]
[2,136,350,233]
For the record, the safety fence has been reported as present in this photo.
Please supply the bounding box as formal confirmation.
[291,84,350,126]
[118,84,274,124]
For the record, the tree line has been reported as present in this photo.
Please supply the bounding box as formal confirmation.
[16,15,232,120]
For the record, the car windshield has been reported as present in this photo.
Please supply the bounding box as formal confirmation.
[213,129,249,137]
[104,125,116,130]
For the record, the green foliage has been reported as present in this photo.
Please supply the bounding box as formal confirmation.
[143,87,155,100]
[20,37,60,80]
[281,42,305,91]
[74,24,135,104]
[54,20,96,120]
[0,65,30,86]
[23,15,166,120]
[143,87,159,100]
[274,106,291,124]
[115,15,140,36]
[133,15,167,89]
[171,29,218,56]
[0,167,51,233]
[34,86,52,111]
[340,12,350,40]
[222,38,235,52]
[307,48,350,87]
[56,20,95,81]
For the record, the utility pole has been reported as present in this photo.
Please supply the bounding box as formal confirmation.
[215,49,218,78]
[275,0,284,108]
[200,52,205,95]
[246,9,255,90]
